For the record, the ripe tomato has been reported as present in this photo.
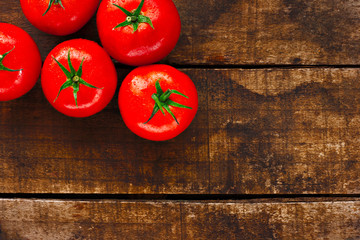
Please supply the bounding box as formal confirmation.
[0,23,42,101]
[41,39,117,117]
[97,0,181,66]
[20,0,100,36]
[119,64,198,141]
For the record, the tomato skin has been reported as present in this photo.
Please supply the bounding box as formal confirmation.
[20,0,100,36]
[97,0,181,66]
[41,39,117,118]
[0,23,41,101]
[119,64,198,141]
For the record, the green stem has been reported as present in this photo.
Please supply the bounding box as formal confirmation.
[72,76,80,83]
[112,0,154,32]
[152,94,165,115]
[144,80,192,125]
[43,0,65,16]
[0,47,22,72]
[159,89,172,102]
[53,50,102,108]
[127,16,138,22]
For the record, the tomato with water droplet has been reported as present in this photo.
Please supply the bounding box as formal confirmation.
[0,23,41,101]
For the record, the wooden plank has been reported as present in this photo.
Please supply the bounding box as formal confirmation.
[3,68,360,194]
[208,68,360,194]
[182,199,360,240]
[0,199,181,240]
[1,199,360,239]
[2,0,360,65]
[0,69,209,194]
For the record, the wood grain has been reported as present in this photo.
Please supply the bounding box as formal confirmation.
[0,69,209,194]
[0,199,360,240]
[182,199,360,240]
[209,68,360,194]
[0,199,181,240]
[2,0,360,65]
[2,68,360,194]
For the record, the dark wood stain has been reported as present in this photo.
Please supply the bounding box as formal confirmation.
[209,68,360,194]
[2,68,360,195]
[283,0,359,54]
[0,69,209,194]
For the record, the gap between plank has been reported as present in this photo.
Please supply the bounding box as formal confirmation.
[0,193,359,201]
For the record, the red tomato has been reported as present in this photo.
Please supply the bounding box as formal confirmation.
[0,23,41,101]
[97,0,181,66]
[119,64,198,141]
[20,0,100,36]
[41,39,117,117]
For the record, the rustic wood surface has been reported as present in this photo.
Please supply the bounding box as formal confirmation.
[2,0,360,65]
[2,0,360,238]
[1,199,360,240]
[209,68,360,194]
[2,68,360,194]
[0,68,209,194]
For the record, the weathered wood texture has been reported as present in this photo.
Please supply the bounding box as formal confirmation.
[2,68,360,194]
[209,68,360,194]
[0,69,209,194]
[0,199,360,240]
[0,199,181,240]
[2,0,360,65]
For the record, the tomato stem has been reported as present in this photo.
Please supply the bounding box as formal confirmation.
[127,16,138,22]
[159,89,172,102]
[0,47,22,72]
[43,0,65,16]
[72,76,80,83]
[152,94,165,115]
[53,49,103,107]
[112,0,154,33]
[144,80,192,125]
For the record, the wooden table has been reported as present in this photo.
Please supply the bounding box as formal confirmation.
[1,0,360,239]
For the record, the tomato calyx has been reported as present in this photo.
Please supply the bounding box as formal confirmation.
[112,0,154,33]
[53,49,103,107]
[144,79,192,125]
[0,47,22,72]
[43,0,65,16]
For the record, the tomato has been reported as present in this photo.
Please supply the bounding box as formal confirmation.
[97,0,181,66]
[41,39,117,117]
[119,64,198,141]
[20,0,100,36]
[0,23,42,101]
